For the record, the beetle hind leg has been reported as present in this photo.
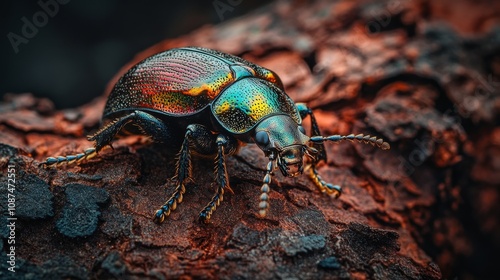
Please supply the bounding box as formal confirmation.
[41,147,98,167]
[88,110,173,149]
[42,110,172,167]
[41,113,133,167]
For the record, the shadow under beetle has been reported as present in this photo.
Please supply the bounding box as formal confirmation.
[43,47,390,223]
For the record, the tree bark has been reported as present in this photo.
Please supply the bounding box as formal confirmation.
[1,0,499,279]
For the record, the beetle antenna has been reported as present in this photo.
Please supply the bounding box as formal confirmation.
[258,153,276,218]
[309,134,390,150]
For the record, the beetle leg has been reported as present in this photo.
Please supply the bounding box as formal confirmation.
[296,103,339,195]
[42,113,133,167]
[307,133,390,196]
[42,110,172,167]
[296,103,327,163]
[41,147,98,167]
[88,110,172,150]
[306,165,342,197]
[153,128,193,223]
[198,134,234,223]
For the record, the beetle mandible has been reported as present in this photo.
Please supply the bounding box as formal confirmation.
[42,47,390,223]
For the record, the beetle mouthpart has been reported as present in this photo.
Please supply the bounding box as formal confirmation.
[304,146,318,160]
[278,163,298,177]
[277,146,305,177]
[277,159,287,177]
[286,163,303,177]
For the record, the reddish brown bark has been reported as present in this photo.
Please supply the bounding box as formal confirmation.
[1,0,499,279]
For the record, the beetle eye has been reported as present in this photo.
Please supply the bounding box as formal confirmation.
[255,131,270,146]
[298,126,306,134]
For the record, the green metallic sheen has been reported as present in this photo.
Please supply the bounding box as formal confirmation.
[212,78,301,134]
[103,47,284,122]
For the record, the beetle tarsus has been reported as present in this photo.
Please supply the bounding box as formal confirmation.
[154,129,193,223]
[153,184,186,223]
[307,164,342,198]
[305,133,388,198]
[41,147,97,167]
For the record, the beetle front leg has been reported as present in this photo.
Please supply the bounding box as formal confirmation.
[306,166,342,197]
[296,103,339,196]
[296,103,327,162]
[308,134,390,197]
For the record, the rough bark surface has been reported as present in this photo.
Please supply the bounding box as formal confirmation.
[1,0,499,279]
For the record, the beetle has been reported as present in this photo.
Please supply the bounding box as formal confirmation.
[42,47,390,223]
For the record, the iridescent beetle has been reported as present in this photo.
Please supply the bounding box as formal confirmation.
[43,47,390,223]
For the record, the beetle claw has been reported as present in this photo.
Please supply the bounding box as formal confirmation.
[153,210,166,224]
[198,211,210,223]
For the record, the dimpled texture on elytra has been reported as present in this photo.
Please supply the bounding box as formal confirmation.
[212,78,300,134]
[104,48,235,118]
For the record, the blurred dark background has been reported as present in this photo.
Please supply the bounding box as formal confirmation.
[0,0,270,109]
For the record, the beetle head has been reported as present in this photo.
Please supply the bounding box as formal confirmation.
[253,115,316,177]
